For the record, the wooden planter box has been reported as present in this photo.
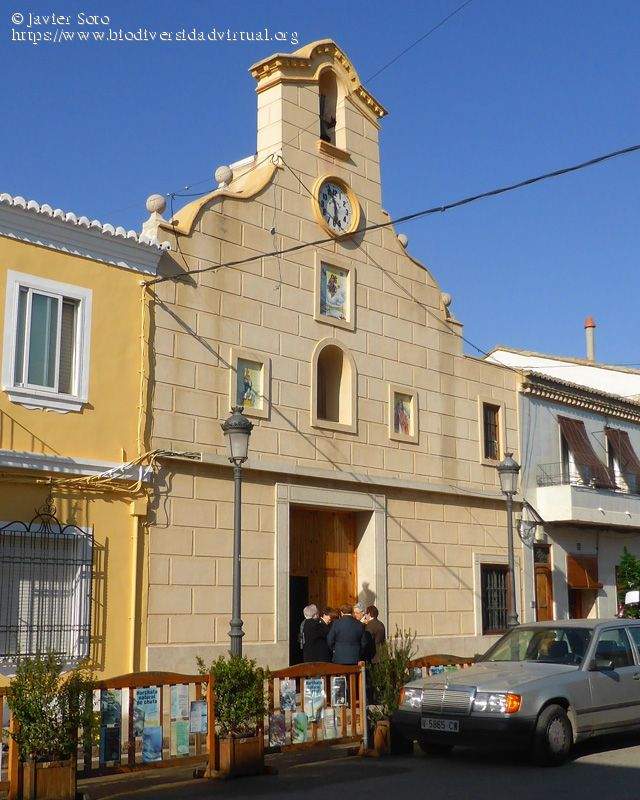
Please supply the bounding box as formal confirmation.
[22,758,76,800]
[216,734,264,778]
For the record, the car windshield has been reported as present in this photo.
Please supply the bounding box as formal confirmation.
[482,626,593,666]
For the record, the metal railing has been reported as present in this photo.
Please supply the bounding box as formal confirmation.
[535,461,635,492]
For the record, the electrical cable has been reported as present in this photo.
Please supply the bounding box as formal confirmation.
[148,142,640,286]
[106,1,477,220]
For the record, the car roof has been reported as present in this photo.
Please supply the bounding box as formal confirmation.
[516,619,640,630]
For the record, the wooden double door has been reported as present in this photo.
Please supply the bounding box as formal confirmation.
[290,507,357,612]
[534,544,554,621]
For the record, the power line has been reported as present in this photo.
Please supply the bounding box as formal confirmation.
[148,142,640,286]
[363,0,475,85]
[107,3,477,221]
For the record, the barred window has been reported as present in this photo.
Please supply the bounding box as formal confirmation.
[481,564,509,635]
[483,403,501,461]
[0,507,93,666]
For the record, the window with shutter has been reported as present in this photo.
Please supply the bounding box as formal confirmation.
[483,403,501,461]
[2,271,91,412]
[557,416,615,489]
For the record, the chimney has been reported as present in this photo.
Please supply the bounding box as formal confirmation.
[584,316,596,362]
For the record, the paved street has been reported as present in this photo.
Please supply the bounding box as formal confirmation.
[83,736,640,800]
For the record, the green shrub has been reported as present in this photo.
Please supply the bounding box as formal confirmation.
[7,654,96,762]
[370,627,417,720]
[197,654,267,738]
[617,547,640,617]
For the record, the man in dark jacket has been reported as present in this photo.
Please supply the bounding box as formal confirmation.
[327,604,369,665]
[302,609,331,662]
[364,605,386,663]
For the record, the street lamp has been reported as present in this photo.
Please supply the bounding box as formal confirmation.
[497,452,520,628]
[221,406,253,656]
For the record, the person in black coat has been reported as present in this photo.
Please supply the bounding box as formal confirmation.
[302,609,332,662]
[327,604,369,665]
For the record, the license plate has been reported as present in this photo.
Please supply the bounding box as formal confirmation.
[421,717,459,733]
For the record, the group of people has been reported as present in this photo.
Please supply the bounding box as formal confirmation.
[299,602,386,665]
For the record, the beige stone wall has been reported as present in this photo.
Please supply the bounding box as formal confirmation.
[146,461,531,672]
[145,41,523,670]
[149,78,518,491]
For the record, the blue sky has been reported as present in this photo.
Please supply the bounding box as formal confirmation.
[2,1,639,364]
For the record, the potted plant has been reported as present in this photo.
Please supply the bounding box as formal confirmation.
[7,653,95,800]
[197,654,267,778]
[370,627,416,756]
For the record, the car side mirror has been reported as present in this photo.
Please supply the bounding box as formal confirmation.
[589,658,614,671]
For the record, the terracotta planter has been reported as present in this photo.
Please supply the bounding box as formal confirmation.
[373,720,413,757]
[216,734,264,778]
[22,758,76,800]
[373,720,391,755]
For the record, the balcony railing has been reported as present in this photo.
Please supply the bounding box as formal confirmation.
[536,461,638,494]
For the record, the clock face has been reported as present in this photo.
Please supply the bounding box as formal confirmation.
[318,180,354,235]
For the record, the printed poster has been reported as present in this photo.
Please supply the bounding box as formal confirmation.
[322,707,338,740]
[99,688,122,765]
[99,725,121,764]
[292,712,308,744]
[134,686,160,736]
[100,689,122,727]
[268,712,286,747]
[189,699,207,735]
[142,726,163,763]
[170,720,190,757]
[170,684,189,721]
[303,678,325,722]
[279,678,296,711]
[330,676,347,706]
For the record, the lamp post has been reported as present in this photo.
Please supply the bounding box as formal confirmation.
[497,452,520,628]
[221,406,253,656]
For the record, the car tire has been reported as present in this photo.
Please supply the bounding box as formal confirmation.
[417,737,454,757]
[532,704,573,766]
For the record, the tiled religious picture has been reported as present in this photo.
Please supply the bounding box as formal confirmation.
[236,358,263,411]
[320,263,348,321]
[314,254,355,331]
[389,385,419,444]
[230,350,270,420]
[394,393,413,436]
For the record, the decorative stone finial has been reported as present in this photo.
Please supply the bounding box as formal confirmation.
[397,233,409,248]
[146,194,167,215]
[441,292,452,309]
[215,165,233,187]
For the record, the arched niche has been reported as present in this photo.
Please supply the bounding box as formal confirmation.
[310,338,357,434]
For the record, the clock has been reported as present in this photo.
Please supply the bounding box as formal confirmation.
[312,176,360,237]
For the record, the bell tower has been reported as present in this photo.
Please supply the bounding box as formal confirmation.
[250,40,387,204]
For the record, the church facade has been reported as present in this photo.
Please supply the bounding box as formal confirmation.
[143,39,528,671]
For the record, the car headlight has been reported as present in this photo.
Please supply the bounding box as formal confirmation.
[472,692,521,714]
[399,687,423,709]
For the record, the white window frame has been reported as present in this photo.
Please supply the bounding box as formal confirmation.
[2,270,92,412]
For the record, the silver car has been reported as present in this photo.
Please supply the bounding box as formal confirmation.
[392,619,640,765]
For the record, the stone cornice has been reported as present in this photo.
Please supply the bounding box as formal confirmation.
[157,450,512,504]
[250,39,387,120]
[0,194,168,275]
[0,449,152,482]
[522,372,640,423]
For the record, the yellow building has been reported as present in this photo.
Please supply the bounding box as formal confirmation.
[0,193,166,681]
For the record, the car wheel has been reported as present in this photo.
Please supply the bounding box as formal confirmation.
[417,737,454,756]
[532,704,573,766]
